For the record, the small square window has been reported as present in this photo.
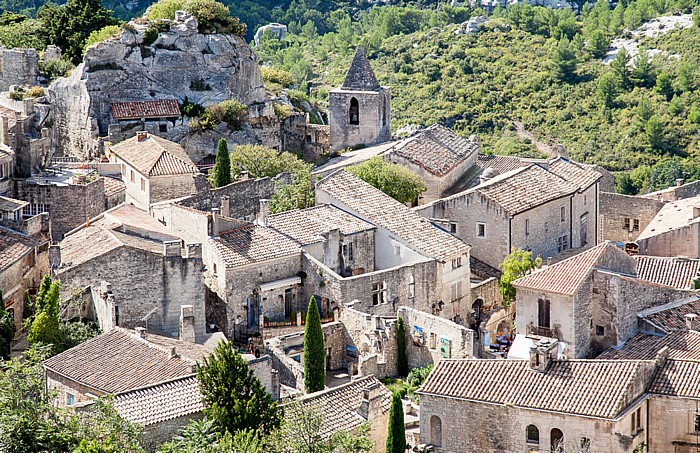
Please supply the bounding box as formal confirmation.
[633,219,640,231]
[624,217,631,230]
[67,393,75,406]
[596,325,605,336]
[449,222,457,234]
[477,223,485,237]
[159,123,167,133]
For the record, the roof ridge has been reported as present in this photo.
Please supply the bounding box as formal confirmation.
[113,373,198,397]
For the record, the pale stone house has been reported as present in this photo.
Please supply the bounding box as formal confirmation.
[108,99,182,141]
[636,194,700,258]
[110,132,198,210]
[329,46,391,152]
[513,241,689,358]
[599,192,664,244]
[0,143,14,195]
[416,343,656,453]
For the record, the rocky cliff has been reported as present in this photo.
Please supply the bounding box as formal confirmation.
[49,13,271,160]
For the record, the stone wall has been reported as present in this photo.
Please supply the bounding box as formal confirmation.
[46,371,107,408]
[599,192,664,243]
[281,113,330,162]
[642,179,700,202]
[149,174,197,206]
[0,47,39,91]
[329,88,391,152]
[141,413,204,452]
[648,395,700,453]
[637,223,700,258]
[0,242,48,333]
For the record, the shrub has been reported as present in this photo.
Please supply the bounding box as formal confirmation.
[84,25,121,52]
[273,103,293,120]
[26,86,45,98]
[9,87,24,101]
[203,100,248,129]
[180,97,205,117]
[40,59,74,82]
[261,67,294,87]
[304,296,325,393]
[147,0,246,35]
[143,20,171,46]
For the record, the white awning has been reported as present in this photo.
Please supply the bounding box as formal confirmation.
[258,276,302,293]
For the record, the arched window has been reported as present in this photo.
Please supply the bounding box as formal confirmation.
[526,424,539,445]
[349,97,359,125]
[550,428,564,452]
[430,415,442,446]
[408,275,415,299]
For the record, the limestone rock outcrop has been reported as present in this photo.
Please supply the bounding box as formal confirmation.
[49,14,268,160]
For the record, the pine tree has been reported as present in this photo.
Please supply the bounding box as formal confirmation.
[386,393,406,453]
[0,291,15,359]
[396,317,408,377]
[550,36,577,82]
[303,296,325,393]
[213,138,232,188]
[196,340,280,435]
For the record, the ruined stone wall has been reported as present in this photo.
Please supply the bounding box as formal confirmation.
[599,192,664,243]
[329,88,391,152]
[281,113,330,162]
[57,246,206,338]
[0,243,48,332]
[0,47,39,91]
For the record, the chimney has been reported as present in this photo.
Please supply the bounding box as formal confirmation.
[135,327,147,339]
[179,305,196,343]
[322,228,342,270]
[0,115,8,145]
[168,346,178,359]
[685,313,697,331]
[257,199,269,227]
[100,281,112,296]
[136,131,148,142]
[14,111,23,135]
[211,208,221,237]
[49,244,61,271]
[357,380,384,420]
[529,338,558,373]
[677,178,684,187]
[240,171,249,181]
[220,195,230,218]
[163,240,181,257]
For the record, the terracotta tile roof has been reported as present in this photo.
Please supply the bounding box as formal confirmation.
[267,204,375,246]
[341,46,380,91]
[649,359,700,399]
[449,153,536,193]
[102,176,126,197]
[211,224,301,268]
[0,226,39,271]
[388,124,479,177]
[295,375,392,438]
[548,158,602,191]
[470,255,501,280]
[316,170,470,261]
[110,133,198,177]
[635,256,700,290]
[473,165,577,215]
[638,298,700,333]
[0,142,14,161]
[597,331,700,361]
[417,358,653,419]
[114,376,203,426]
[111,100,181,120]
[513,242,629,295]
[43,329,196,394]
[0,195,27,212]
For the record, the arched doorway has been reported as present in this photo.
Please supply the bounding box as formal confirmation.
[430,415,442,446]
[349,97,359,125]
[550,428,564,452]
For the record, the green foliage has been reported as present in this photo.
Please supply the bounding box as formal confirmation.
[212,138,232,187]
[406,363,433,389]
[0,18,46,50]
[550,35,577,82]
[597,71,619,109]
[196,340,281,435]
[143,19,171,45]
[499,248,542,306]
[654,71,674,100]
[645,115,664,151]
[396,316,408,377]
[386,393,406,453]
[0,291,15,359]
[629,49,656,87]
[60,318,100,351]
[84,24,121,52]
[180,97,205,118]
[587,29,610,58]
[348,156,426,205]
[694,6,700,27]
[304,296,325,393]
[260,66,295,88]
[147,0,246,35]
[40,59,75,82]
[28,277,62,350]
[38,0,120,64]
[205,100,248,129]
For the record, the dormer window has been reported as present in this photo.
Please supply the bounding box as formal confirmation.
[349,97,360,125]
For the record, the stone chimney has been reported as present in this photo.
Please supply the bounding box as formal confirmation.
[257,199,269,227]
[220,195,230,218]
[211,208,221,237]
[677,178,684,187]
[240,171,249,181]
[0,115,8,145]
[49,244,61,271]
[179,305,196,343]
[135,327,147,339]
[685,313,697,331]
[529,338,558,373]
[168,346,178,359]
[357,380,384,421]
[136,131,148,142]
[322,228,342,270]
[693,207,700,219]
[163,240,181,257]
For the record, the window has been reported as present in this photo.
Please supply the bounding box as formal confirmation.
[6,308,13,322]
[538,298,550,328]
[66,393,75,406]
[408,275,415,299]
[380,281,388,303]
[525,218,530,236]
[544,221,549,233]
[393,243,401,256]
[372,282,387,305]
[372,283,380,305]
[451,256,462,270]
[130,169,135,183]
[526,425,539,444]
[342,242,354,261]
[557,235,568,252]
[348,242,353,261]
[349,97,360,125]
[22,203,48,218]
[596,325,605,336]
[631,407,642,432]
[624,217,631,230]
[580,437,591,450]
[477,223,485,237]
[560,206,566,222]
[694,414,700,433]
[212,263,217,275]
[584,194,587,205]
[633,219,640,231]
[451,281,462,302]
[159,123,167,133]
[449,222,457,234]
[140,178,145,191]
[550,428,564,453]
[429,333,436,349]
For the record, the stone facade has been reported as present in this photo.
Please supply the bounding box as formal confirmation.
[329,87,391,152]
[281,113,330,162]
[599,192,664,244]
[638,222,700,258]
[648,395,700,453]
[0,47,39,91]
[0,99,51,178]
[141,413,204,452]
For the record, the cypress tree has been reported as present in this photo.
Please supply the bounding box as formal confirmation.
[303,296,325,393]
[28,279,62,348]
[213,138,232,188]
[0,291,15,359]
[396,316,408,377]
[386,392,406,453]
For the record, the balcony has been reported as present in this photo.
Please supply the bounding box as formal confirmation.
[526,324,556,338]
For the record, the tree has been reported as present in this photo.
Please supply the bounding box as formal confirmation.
[629,50,656,87]
[212,138,232,188]
[385,393,406,453]
[27,278,61,349]
[610,47,630,88]
[499,248,542,306]
[347,156,426,205]
[587,29,610,58]
[0,290,15,359]
[304,296,325,393]
[196,340,281,435]
[645,115,664,151]
[654,71,674,100]
[38,0,119,64]
[396,316,408,377]
[694,5,700,27]
[550,36,577,82]
[597,72,619,109]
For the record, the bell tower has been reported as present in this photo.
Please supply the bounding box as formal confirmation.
[329,46,391,151]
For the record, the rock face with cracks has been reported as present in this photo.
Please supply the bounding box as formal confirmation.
[49,14,268,160]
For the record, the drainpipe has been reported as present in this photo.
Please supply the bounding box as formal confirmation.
[507,216,512,255]
[569,196,573,249]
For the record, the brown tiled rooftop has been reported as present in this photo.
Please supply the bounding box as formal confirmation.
[43,329,196,394]
[102,176,126,197]
[597,330,700,361]
[0,226,40,271]
[649,359,700,399]
[470,255,501,280]
[114,376,203,426]
[211,224,301,268]
[317,170,470,261]
[548,157,602,191]
[639,298,700,333]
[295,375,391,439]
[417,358,653,419]
[389,124,479,177]
[110,133,198,177]
[0,195,28,212]
[635,256,700,290]
[111,99,181,120]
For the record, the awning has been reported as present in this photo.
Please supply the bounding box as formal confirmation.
[507,334,567,360]
[258,276,302,293]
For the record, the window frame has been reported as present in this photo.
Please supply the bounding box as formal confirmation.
[476,222,485,237]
